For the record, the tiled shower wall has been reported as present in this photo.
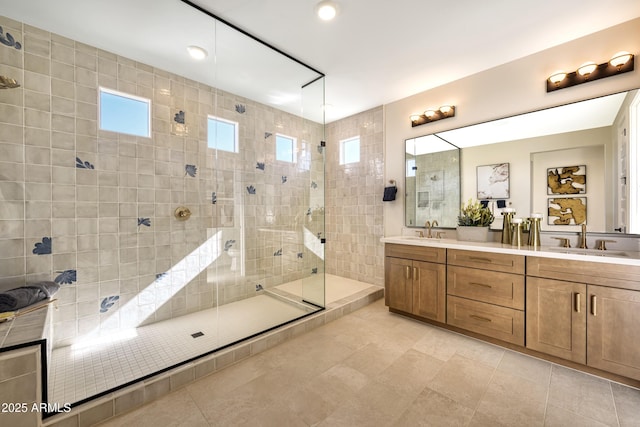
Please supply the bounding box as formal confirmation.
[325,107,385,286]
[0,16,324,347]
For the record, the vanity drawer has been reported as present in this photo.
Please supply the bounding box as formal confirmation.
[447,266,524,309]
[447,249,524,274]
[527,257,640,291]
[385,243,446,264]
[446,295,524,345]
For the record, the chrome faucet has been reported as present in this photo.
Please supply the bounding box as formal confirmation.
[579,223,588,249]
[424,220,438,238]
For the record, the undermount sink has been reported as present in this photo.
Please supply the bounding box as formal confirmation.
[545,247,629,258]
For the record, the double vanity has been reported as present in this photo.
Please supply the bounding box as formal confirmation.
[381,236,640,386]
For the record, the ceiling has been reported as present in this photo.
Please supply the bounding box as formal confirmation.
[193,0,640,122]
[2,0,640,123]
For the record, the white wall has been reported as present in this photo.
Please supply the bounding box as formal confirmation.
[384,18,640,236]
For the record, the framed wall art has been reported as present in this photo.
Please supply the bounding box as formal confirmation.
[547,165,586,195]
[548,197,587,225]
[477,163,509,199]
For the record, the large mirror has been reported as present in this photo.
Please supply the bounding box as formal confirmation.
[406,89,640,235]
[405,135,460,228]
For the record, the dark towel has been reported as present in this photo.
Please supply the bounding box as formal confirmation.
[0,281,60,313]
[383,186,397,202]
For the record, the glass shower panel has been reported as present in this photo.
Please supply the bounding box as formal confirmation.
[0,0,325,410]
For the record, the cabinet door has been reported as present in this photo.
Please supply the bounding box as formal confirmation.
[412,260,446,322]
[385,257,413,312]
[526,277,586,363]
[587,285,640,380]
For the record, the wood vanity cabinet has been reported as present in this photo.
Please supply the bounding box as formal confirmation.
[446,249,525,345]
[526,277,586,363]
[385,244,446,322]
[527,257,640,381]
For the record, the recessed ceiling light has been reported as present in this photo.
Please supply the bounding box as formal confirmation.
[187,45,208,60]
[316,1,338,21]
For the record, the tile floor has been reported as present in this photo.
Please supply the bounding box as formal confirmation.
[49,275,375,406]
[97,298,640,426]
[50,292,314,405]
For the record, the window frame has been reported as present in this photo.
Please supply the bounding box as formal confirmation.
[207,115,239,153]
[339,135,360,165]
[275,133,296,163]
[98,87,151,138]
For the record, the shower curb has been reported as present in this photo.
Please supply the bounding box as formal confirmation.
[41,284,384,427]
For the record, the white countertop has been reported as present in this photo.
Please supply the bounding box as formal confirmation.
[381,236,640,267]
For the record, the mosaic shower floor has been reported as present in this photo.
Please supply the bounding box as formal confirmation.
[48,275,375,405]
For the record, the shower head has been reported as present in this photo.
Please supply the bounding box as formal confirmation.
[0,76,20,89]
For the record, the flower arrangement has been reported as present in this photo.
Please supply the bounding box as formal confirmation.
[457,199,494,227]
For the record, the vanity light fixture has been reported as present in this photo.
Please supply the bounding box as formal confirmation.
[410,105,456,127]
[316,1,338,21]
[577,62,597,77]
[187,45,208,60]
[546,51,634,92]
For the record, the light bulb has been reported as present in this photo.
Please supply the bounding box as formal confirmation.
[424,110,436,118]
[187,46,208,60]
[548,71,567,85]
[610,51,632,68]
[316,1,338,20]
[577,62,597,77]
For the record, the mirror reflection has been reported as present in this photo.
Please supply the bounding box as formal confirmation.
[405,135,460,228]
[406,89,640,235]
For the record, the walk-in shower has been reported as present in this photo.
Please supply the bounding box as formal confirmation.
[0,0,326,414]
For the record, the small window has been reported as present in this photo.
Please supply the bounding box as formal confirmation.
[99,88,150,137]
[276,134,296,163]
[340,136,360,165]
[208,116,238,153]
[406,158,416,177]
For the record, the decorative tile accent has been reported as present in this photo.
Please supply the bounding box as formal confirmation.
[0,26,22,50]
[211,192,217,204]
[235,104,246,114]
[185,164,197,177]
[32,237,52,255]
[281,176,287,184]
[246,185,256,195]
[173,110,185,124]
[311,181,318,189]
[137,218,151,227]
[256,162,265,171]
[273,249,282,256]
[255,284,264,291]
[76,157,95,169]
[224,240,235,251]
[297,253,303,259]
[155,272,168,281]
[54,270,77,285]
[311,268,318,274]
[264,132,272,139]
[100,296,120,313]
[306,208,312,216]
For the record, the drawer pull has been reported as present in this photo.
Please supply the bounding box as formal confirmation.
[469,256,492,263]
[413,267,419,281]
[469,314,492,323]
[469,282,492,289]
[591,295,597,316]
[574,292,581,313]
[405,266,411,280]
